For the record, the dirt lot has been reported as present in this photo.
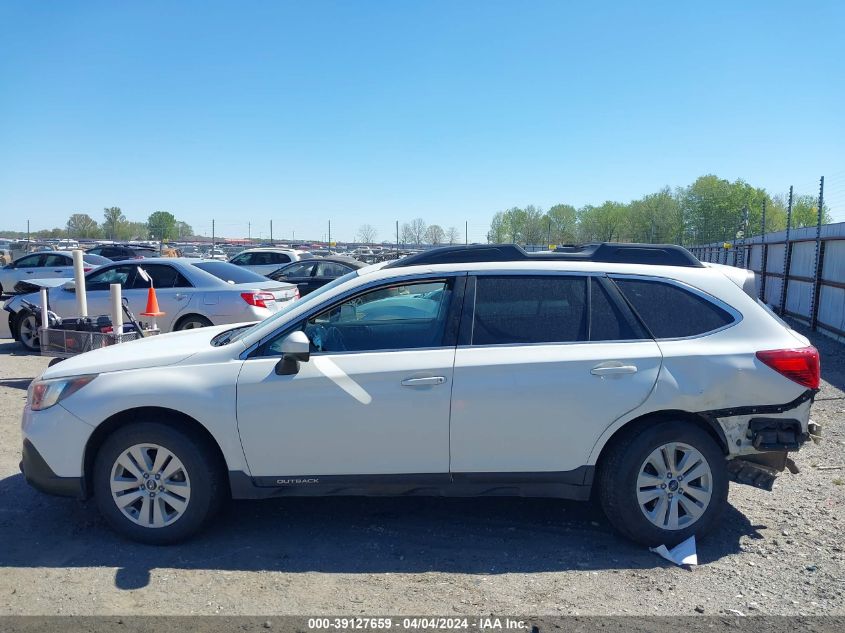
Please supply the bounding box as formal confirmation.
[0,324,843,617]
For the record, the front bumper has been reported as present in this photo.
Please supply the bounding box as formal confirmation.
[20,438,84,498]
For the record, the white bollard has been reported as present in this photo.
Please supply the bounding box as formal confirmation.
[72,249,88,317]
[40,287,49,342]
[110,283,123,335]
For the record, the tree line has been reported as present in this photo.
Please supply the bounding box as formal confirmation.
[357,220,462,245]
[487,175,831,247]
[3,208,194,242]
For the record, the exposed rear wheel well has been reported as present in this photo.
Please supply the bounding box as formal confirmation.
[82,406,228,499]
[595,410,728,479]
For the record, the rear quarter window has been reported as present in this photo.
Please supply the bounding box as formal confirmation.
[612,277,735,339]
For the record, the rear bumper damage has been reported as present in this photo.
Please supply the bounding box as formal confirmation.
[701,389,820,491]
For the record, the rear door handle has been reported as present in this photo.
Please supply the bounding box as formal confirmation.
[591,364,638,376]
[401,376,446,387]
[175,293,188,300]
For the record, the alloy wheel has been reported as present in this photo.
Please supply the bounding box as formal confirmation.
[109,443,192,528]
[635,442,713,530]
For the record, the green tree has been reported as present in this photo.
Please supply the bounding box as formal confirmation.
[102,207,126,240]
[147,211,178,241]
[545,204,577,244]
[175,221,193,239]
[627,188,682,244]
[577,202,628,242]
[66,213,101,238]
[788,194,831,229]
[124,221,150,240]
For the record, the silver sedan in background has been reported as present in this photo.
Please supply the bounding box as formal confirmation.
[2,258,298,350]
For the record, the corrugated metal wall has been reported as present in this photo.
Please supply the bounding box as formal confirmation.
[690,221,845,343]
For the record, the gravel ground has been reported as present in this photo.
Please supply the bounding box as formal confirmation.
[0,324,842,617]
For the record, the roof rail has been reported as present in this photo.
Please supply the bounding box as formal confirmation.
[385,243,703,268]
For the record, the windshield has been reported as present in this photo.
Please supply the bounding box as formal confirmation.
[218,269,361,345]
[192,261,270,284]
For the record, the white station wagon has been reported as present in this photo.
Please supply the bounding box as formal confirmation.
[19,244,820,545]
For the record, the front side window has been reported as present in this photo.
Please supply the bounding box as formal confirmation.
[41,254,71,267]
[267,280,452,354]
[15,255,43,268]
[278,262,316,278]
[612,277,735,338]
[86,265,137,290]
[472,276,588,345]
[317,261,352,277]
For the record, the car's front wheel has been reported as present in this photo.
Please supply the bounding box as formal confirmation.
[15,311,40,351]
[597,420,728,546]
[93,422,224,544]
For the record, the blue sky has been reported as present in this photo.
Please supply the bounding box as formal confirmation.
[1,0,844,242]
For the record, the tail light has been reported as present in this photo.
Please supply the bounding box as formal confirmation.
[293,288,300,300]
[241,292,275,308]
[756,346,820,390]
[83,267,92,272]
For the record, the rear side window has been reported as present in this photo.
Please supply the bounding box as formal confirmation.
[613,278,735,338]
[472,276,587,345]
[192,261,269,284]
[590,278,648,341]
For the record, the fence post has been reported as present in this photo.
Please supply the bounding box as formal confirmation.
[809,176,825,331]
[759,200,768,301]
[779,186,793,316]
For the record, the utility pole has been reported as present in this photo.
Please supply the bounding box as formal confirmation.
[212,219,215,249]
[328,220,331,246]
[465,221,468,245]
[547,219,552,247]
[27,219,30,245]
[270,220,273,244]
[248,222,251,242]
[396,220,399,253]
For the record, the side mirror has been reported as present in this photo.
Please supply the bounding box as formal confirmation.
[62,280,76,292]
[274,330,311,375]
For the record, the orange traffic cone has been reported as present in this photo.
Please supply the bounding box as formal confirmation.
[141,287,165,317]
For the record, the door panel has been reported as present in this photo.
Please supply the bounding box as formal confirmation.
[449,341,662,473]
[236,349,454,476]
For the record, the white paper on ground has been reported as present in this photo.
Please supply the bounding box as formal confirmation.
[649,535,698,566]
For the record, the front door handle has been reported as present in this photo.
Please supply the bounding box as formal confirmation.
[175,293,188,300]
[591,364,638,376]
[401,376,446,387]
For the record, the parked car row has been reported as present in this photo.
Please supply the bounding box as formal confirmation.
[3,258,298,349]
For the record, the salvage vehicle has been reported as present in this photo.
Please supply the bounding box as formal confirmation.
[19,243,819,545]
[4,258,298,350]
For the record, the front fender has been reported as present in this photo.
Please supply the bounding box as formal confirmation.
[60,360,250,473]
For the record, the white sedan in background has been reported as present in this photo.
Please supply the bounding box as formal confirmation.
[228,248,312,276]
[0,250,111,296]
[3,258,298,350]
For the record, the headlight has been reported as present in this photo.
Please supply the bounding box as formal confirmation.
[28,375,97,411]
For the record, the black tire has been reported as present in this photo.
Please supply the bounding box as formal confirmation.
[15,311,40,351]
[597,420,728,547]
[93,422,225,544]
[175,314,213,330]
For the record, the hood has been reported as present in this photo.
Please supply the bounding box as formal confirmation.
[42,323,241,379]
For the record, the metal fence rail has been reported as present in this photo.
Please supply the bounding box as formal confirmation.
[689,219,845,342]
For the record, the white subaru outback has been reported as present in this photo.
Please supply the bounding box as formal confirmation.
[20,243,820,545]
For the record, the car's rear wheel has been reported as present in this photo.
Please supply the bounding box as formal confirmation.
[15,312,40,351]
[597,420,728,546]
[93,422,224,544]
[175,315,213,330]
